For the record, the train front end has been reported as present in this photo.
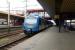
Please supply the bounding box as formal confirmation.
[23,14,40,36]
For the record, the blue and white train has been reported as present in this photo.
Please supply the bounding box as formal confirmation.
[23,13,53,36]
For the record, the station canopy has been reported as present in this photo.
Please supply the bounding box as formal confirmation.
[0,0,43,16]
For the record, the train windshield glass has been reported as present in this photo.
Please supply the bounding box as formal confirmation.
[25,18,37,24]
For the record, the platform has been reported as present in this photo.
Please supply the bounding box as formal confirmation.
[9,27,75,50]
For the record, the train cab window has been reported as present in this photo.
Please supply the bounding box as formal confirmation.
[25,17,37,24]
[25,16,37,24]
[25,14,38,24]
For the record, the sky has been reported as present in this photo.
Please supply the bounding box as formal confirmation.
[0,0,43,14]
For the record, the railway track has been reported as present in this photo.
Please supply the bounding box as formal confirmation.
[0,29,23,38]
[0,26,26,49]
[0,26,22,33]
[0,26,22,38]
[0,36,29,50]
[0,33,26,49]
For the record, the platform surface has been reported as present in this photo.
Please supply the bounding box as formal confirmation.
[9,27,75,50]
